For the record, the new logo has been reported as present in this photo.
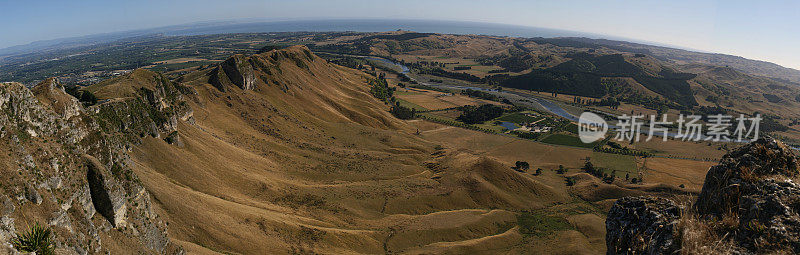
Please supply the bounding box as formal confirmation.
[579,112,608,143]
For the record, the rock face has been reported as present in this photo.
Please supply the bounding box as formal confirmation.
[210,54,256,91]
[695,137,800,253]
[30,78,83,119]
[695,137,799,216]
[0,81,178,253]
[606,196,681,255]
[92,70,193,142]
[208,45,317,92]
[737,179,800,252]
[606,138,800,254]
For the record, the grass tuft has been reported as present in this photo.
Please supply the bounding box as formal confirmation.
[11,222,55,255]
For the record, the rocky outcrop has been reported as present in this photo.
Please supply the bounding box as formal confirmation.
[694,138,800,253]
[606,196,681,255]
[695,137,799,216]
[0,81,177,254]
[737,179,800,252]
[605,138,800,254]
[210,54,256,91]
[93,71,193,143]
[85,155,126,228]
[208,45,317,92]
[31,78,83,119]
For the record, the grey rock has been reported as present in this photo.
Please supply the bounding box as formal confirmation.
[49,210,73,233]
[737,179,800,252]
[0,195,14,215]
[695,137,799,216]
[0,216,17,243]
[24,185,42,205]
[606,196,681,255]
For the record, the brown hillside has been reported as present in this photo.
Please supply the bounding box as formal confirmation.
[106,46,569,253]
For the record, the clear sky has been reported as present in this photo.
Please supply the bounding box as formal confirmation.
[1,0,798,69]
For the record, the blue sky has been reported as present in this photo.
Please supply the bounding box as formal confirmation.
[1,0,799,69]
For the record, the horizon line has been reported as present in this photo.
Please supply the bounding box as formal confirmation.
[0,18,795,71]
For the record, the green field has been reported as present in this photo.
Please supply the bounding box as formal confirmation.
[541,134,598,148]
[564,123,579,134]
[396,98,429,111]
[496,112,541,124]
[516,211,573,238]
[590,151,637,177]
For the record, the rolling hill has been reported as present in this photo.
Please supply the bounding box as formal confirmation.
[85,45,581,253]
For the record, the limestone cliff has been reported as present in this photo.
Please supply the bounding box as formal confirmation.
[0,78,181,254]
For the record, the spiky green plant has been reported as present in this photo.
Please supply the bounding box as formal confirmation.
[10,222,55,255]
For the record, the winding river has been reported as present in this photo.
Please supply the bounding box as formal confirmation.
[364,56,578,120]
[363,55,798,149]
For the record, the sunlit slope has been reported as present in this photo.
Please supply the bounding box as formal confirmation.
[101,46,569,253]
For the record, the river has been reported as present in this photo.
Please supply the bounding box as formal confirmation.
[361,55,796,148]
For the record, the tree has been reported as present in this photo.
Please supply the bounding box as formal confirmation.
[515,161,530,170]
[535,168,542,176]
[565,177,575,186]
[79,90,98,106]
[456,104,504,124]
[556,165,566,174]
[390,104,415,120]
[583,161,595,174]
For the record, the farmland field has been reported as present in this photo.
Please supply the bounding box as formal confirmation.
[541,134,599,148]
[590,151,638,178]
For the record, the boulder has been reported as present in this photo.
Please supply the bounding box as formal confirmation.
[606,196,681,255]
[695,137,799,217]
[737,179,800,252]
[606,138,800,254]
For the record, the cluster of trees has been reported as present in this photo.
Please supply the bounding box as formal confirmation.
[390,103,416,120]
[591,97,621,109]
[456,104,505,124]
[513,161,530,172]
[594,146,651,157]
[761,115,790,133]
[369,76,395,102]
[461,89,498,101]
[417,115,497,134]
[565,176,576,186]
[582,161,616,184]
[327,56,366,70]
[65,85,98,106]
[417,106,460,113]
[511,131,540,140]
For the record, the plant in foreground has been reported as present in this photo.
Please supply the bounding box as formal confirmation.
[11,222,55,255]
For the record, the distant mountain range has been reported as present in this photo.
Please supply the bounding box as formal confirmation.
[2,19,799,83]
[0,19,593,58]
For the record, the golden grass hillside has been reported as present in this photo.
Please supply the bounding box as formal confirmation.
[99,46,583,254]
